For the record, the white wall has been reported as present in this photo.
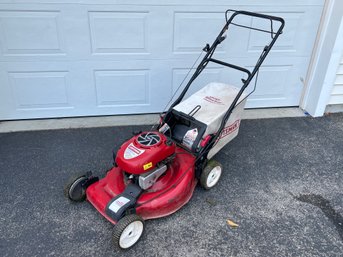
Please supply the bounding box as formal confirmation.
[300,0,343,116]
[328,54,343,105]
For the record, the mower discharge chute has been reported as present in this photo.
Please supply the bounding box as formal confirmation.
[64,10,284,250]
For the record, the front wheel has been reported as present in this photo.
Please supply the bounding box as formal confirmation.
[113,214,145,250]
[64,173,88,202]
[200,160,223,190]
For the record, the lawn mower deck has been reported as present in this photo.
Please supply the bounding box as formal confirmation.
[86,145,197,223]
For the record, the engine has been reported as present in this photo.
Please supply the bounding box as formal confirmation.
[115,131,176,190]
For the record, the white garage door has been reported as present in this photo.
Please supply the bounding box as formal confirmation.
[0,0,324,120]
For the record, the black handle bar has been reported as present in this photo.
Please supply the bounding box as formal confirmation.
[165,10,284,159]
[226,9,285,24]
[169,10,284,110]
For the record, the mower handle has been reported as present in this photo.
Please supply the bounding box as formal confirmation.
[208,58,251,79]
[169,10,284,110]
[202,10,285,159]
[165,9,284,160]
[225,9,285,25]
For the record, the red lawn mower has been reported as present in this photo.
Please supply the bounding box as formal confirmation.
[64,10,284,250]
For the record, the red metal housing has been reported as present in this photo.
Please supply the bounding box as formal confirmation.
[115,131,176,175]
[86,146,196,223]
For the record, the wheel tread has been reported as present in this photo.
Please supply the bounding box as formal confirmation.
[113,214,145,250]
[199,159,223,190]
[63,173,88,202]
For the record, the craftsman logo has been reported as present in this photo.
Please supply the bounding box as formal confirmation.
[203,96,224,105]
[219,120,240,139]
[124,143,145,159]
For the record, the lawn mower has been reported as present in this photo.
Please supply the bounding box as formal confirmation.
[64,10,284,249]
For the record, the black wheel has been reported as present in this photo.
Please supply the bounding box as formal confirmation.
[113,214,145,250]
[64,173,88,202]
[200,159,223,190]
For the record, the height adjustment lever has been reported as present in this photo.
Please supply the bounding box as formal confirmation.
[202,44,210,52]
[219,30,227,43]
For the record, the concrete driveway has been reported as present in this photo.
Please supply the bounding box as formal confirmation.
[0,114,342,257]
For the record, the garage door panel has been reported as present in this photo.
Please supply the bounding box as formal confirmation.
[85,6,189,61]
[94,69,150,106]
[0,61,104,119]
[88,59,173,115]
[0,2,325,120]
[0,62,76,119]
[245,65,292,107]
[244,58,309,108]
[0,5,85,62]
[173,12,225,54]
[247,12,299,54]
[0,10,65,56]
[8,71,71,110]
[85,6,172,60]
[88,11,149,55]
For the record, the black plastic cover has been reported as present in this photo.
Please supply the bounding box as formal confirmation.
[163,109,207,153]
[105,183,142,222]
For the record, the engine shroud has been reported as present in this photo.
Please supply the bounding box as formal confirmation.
[115,131,175,175]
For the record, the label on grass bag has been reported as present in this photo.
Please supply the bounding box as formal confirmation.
[183,128,198,149]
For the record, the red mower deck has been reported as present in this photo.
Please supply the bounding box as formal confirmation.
[86,147,196,223]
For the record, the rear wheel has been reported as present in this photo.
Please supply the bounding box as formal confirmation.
[113,214,145,250]
[64,173,88,202]
[200,160,223,190]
